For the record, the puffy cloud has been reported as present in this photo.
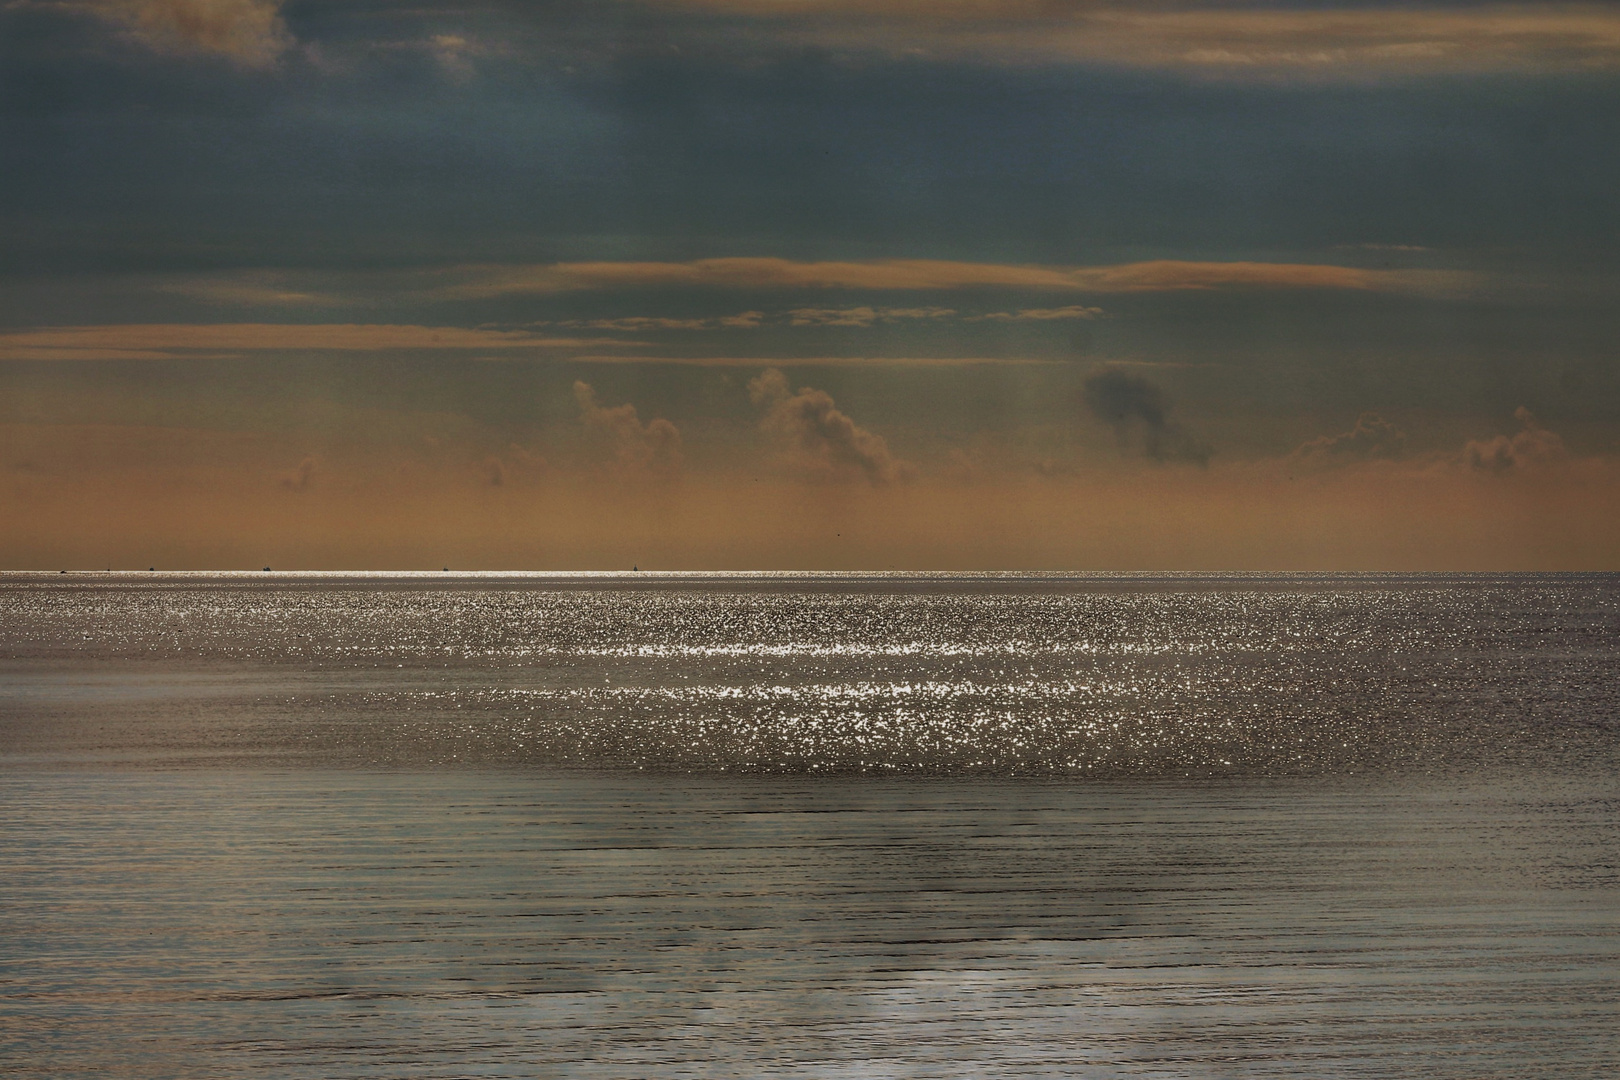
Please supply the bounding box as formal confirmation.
[573,381,683,478]
[1082,368,1210,465]
[1464,407,1567,474]
[440,258,1470,298]
[1294,413,1408,463]
[82,0,293,66]
[747,368,908,484]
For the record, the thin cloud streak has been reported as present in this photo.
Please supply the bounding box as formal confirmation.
[566,354,1062,366]
[33,0,296,66]
[0,324,637,360]
[442,259,1473,297]
[653,2,1620,77]
[973,305,1104,322]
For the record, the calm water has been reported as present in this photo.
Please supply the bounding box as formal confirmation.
[2,572,1618,1077]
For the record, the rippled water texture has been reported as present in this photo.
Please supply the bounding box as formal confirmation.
[2,573,1618,1077]
[3,572,1618,775]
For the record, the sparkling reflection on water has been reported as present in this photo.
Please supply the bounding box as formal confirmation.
[3,571,1619,775]
[1,573,1618,1077]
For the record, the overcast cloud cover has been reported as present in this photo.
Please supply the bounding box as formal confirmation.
[2,0,1618,568]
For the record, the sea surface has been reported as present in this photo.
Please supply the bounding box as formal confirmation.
[1,571,1617,1077]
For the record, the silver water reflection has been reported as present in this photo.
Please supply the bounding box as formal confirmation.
[4,769,1618,1079]
[2,572,1618,775]
[1,573,1618,1078]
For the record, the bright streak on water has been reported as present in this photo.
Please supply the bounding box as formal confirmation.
[1,572,1618,1077]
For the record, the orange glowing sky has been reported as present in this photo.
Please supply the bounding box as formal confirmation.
[2,1,1618,568]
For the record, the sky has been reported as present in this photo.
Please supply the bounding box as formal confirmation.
[3,0,1619,569]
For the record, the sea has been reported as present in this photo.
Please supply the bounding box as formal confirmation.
[1,571,1617,1078]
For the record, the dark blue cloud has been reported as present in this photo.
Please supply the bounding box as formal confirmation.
[4,1,1619,275]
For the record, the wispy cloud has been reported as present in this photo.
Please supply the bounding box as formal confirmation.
[786,306,956,326]
[651,2,1620,78]
[46,0,295,66]
[440,258,1472,297]
[0,324,634,361]
[1336,243,1434,253]
[558,316,713,331]
[972,305,1103,322]
[159,276,343,307]
[566,354,1060,366]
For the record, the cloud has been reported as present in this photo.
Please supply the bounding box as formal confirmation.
[279,455,317,492]
[428,32,485,76]
[159,276,343,307]
[747,368,908,483]
[76,0,293,66]
[0,324,630,360]
[574,381,683,478]
[567,354,1057,366]
[1082,368,1210,464]
[565,307,954,330]
[973,305,1103,322]
[439,258,1472,298]
[786,306,956,326]
[560,316,712,331]
[480,444,546,488]
[1294,413,1408,463]
[1463,407,1568,474]
[648,3,1620,78]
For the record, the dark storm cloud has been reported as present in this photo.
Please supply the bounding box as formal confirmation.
[1082,368,1209,464]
